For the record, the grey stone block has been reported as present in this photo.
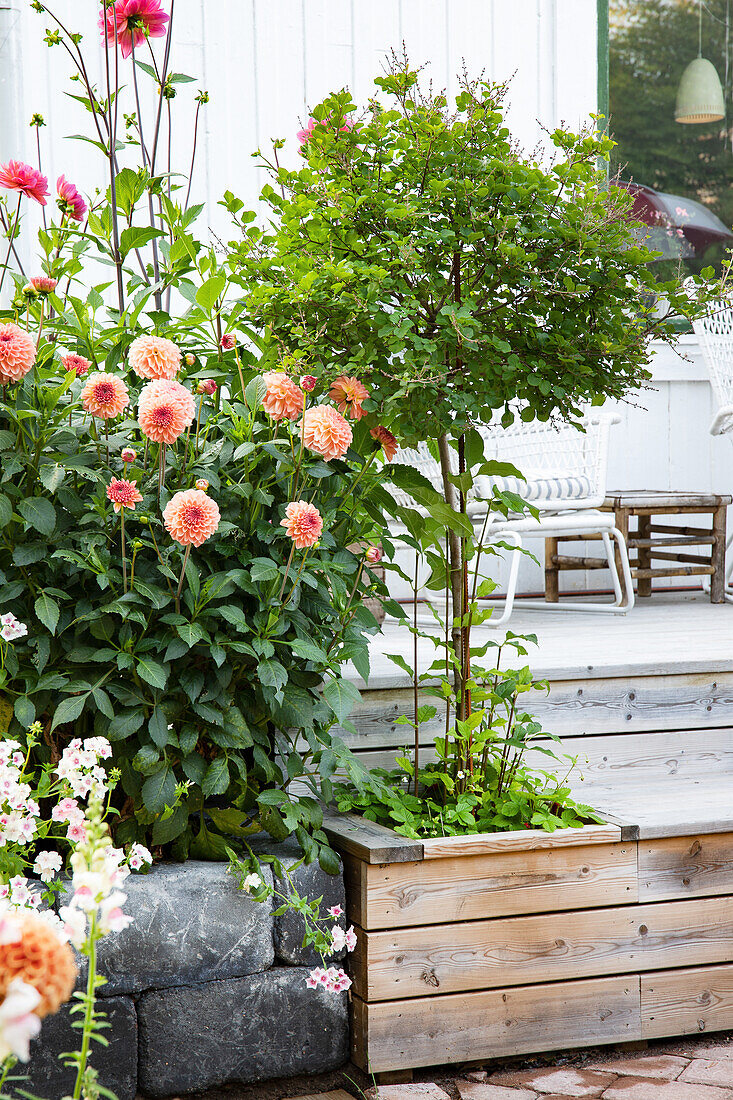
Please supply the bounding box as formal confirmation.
[137,966,349,1097]
[25,996,137,1100]
[61,861,275,995]
[251,836,346,965]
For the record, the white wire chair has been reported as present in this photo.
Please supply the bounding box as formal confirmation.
[389,413,634,626]
[692,297,733,598]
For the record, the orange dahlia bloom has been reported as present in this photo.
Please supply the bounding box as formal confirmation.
[370,425,398,462]
[107,478,143,513]
[0,324,36,386]
[0,913,76,1018]
[129,334,181,381]
[62,353,91,378]
[281,500,323,549]
[302,405,352,462]
[81,372,129,419]
[262,371,304,422]
[138,379,195,444]
[329,375,369,420]
[163,489,220,547]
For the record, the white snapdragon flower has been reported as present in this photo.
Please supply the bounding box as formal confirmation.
[0,978,41,1062]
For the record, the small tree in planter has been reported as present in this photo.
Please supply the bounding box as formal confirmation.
[240,54,719,726]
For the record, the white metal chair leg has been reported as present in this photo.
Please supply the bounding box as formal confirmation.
[478,530,523,627]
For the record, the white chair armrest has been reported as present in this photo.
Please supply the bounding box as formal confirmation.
[710,406,733,436]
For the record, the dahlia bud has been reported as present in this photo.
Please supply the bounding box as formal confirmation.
[131,539,144,551]
[137,514,150,525]
[195,478,209,492]
[21,283,38,298]
[300,375,317,392]
[30,275,57,295]
[365,546,382,564]
[121,448,137,463]
[197,379,217,396]
[220,333,236,351]
[185,353,196,367]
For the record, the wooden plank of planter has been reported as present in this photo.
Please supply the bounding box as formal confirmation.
[351,974,642,1071]
[321,811,423,864]
[642,962,733,1039]
[344,838,638,930]
[639,832,733,902]
[351,896,733,1001]
[419,824,620,858]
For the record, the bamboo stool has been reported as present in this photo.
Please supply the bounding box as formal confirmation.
[544,490,731,605]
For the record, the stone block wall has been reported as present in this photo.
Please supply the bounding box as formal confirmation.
[26,843,348,1099]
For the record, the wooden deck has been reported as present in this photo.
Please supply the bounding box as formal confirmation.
[339,593,733,839]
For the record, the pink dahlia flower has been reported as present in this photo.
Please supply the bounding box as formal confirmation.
[129,334,181,381]
[281,501,323,549]
[0,161,48,206]
[81,372,129,419]
[99,0,170,59]
[365,546,382,564]
[370,425,398,462]
[194,478,209,491]
[329,374,369,420]
[138,378,195,444]
[196,379,217,396]
[121,448,137,463]
[56,177,86,223]
[30,276,57,295]
[0,324,36,386]
[220,333,236,351]
[163,489,220,547]
[262,371,304,422]
[62,353,91,378]
[300,374,317,392]
[106,478,143,513]
[302,405,352,462]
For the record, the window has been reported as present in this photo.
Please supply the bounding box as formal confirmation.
[609,0,733,276]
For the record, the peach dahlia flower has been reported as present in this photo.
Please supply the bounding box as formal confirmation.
[329,375,368,420]
[0,911,76,1018]
[163,489,220,547]
[129,334,181,381]
[0,324,36,386]
[370,425,398,462]
[281,501,323,549]
[107,478,143,513]
[302,405,352,462]
[262,371,304,422]
[0,161,48,206]
[138,379,195,444]
[81,372,129,420]
[62,353,91,378]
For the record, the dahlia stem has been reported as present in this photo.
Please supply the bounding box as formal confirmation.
[102,5,125,314]
[159,444,167,492]
[283,548,312,607]
[130,39,163,311]
[185,100,202,211]
[175,543,192,614]
[277,544,296,603]
[120,507,127,592]
[104,419,110,466]
[35,124,47,233]
[0,196,22,299]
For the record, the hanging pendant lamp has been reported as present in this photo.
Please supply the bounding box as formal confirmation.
[675,1,725,123]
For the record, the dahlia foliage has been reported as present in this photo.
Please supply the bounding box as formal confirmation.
[0,2,400,871]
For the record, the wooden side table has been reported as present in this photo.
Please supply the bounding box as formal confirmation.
[545,491,731,604]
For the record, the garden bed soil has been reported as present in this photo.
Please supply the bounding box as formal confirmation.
[324,812,733,1074]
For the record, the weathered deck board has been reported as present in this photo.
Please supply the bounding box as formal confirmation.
[352,975,641,1072]
[639,833,733,902]
[347,840,638,930]
[353,896,733,1001]
[642,963,733,1039]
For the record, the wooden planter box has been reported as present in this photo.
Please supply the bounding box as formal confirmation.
[324,814,733,1073]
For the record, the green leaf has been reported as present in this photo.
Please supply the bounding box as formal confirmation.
[196,274,226,311]
[136,657,168,690]
[0,494,13,529]
[120,226,165,257]
[141,765,176,814]
[51,693,89,731]
[289,638,327,663]
[257,658,287,692]
[148,706,170,748]
[322,678,361,724]
[152,803,189,844]
[202,755,230,797]
[18,497,56,536]
[176,622,206,648]
[34,592,59,635]
[218,606,249,632]
[13,696,35,728]
[108,709,145,741]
